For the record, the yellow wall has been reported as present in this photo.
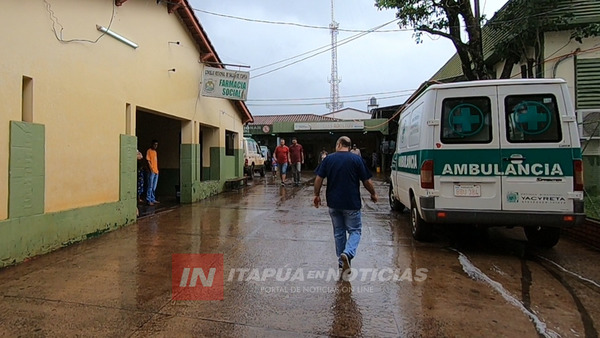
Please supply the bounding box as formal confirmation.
[0,0,245,219]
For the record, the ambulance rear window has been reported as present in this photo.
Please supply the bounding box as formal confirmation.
[505,94,562,143]
[441,97,492,144]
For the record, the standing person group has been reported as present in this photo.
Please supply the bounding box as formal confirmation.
[137,150,148,203]
[274,139,291,186]
[146,140,160,206]
[289,137,304,186]
[313,136,378,275]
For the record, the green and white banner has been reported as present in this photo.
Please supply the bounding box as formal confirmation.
[201,66,249,101]
[392,148,581,176]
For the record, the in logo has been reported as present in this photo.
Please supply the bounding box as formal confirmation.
[172,254,224,300]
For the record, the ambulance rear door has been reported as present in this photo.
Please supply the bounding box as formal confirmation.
[497,83,574,212]
[433,86,503,211]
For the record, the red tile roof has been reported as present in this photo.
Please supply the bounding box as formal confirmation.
[250,114,341,125]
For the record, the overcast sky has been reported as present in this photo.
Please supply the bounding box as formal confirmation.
[189,0,509,116]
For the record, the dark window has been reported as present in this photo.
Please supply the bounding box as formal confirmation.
[225,130,236,156]
[441,97,492,144]
[505,95,561,143]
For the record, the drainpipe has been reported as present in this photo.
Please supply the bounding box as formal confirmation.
[553,48,580,78]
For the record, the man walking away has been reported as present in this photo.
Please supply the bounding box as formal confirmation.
[274,138,291,186]
[313,136,378,276]
[289,137,304,186]
[146,140,160,206]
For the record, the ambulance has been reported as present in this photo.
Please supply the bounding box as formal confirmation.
[388,79,585,247]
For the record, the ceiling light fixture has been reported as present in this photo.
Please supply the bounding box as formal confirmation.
[96,25,138,49]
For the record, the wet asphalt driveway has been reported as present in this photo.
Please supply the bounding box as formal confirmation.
[0,173,599,337]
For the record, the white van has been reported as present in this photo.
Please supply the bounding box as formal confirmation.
[389,79,585,247]
[242,137,265,179]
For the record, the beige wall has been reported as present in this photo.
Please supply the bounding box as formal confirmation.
[0,0,245,219]
[492,31,600,104]
[544,31,600,103]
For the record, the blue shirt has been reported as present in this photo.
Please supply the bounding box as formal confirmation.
[314,151,372,210]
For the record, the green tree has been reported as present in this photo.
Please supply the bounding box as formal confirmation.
[490,0,600,79]
[375,0,490,80]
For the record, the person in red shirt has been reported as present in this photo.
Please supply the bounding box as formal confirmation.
[274,138,291,186]
[289,137,304,186]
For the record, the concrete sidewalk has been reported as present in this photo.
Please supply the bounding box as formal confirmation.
[2,172,600,337]
[0,174,404,337]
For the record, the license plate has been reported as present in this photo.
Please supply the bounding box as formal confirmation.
[454,184,480,197]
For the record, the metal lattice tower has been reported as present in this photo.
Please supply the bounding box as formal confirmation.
[326,0,343,114]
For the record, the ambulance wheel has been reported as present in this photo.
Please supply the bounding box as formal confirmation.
[248,165,254,180]
[410,196,432,241]
[389,185,405,211]
[524,226,560,248]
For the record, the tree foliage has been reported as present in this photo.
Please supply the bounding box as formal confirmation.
[375,0,490,80]
[571,23,600,44]
[488,0,568,78]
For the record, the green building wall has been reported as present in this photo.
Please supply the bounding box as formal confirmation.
[180,144,243,204]
[1,132,247,268]
[0,128,137,268]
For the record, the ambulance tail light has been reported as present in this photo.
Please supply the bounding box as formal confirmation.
[421,160,434,189]
[574,159,584,191]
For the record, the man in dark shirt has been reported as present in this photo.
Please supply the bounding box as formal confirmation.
[313,136,378,276]
[289,137,304,186]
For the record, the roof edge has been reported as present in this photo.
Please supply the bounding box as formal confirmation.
[115,0,253,124]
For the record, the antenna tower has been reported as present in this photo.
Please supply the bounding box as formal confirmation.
[326,0,343,115]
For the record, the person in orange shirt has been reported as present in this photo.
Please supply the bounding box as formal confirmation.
[145,140,160,206]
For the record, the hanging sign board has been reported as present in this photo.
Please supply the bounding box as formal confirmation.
[201,66,249,101]
[294,121,364,131]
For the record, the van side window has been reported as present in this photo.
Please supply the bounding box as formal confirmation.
[505,94,562,143]
[441,97,492,144]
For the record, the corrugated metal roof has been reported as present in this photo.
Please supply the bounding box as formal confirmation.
[431,0,600,82]
[430,54,464,82]
[250,114,341,125]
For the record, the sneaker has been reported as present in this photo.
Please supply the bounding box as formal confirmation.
[147,202,155,206]
[340,253,351,272]
[281,182,285,186]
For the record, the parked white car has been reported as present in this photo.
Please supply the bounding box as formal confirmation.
[243,137,265,179]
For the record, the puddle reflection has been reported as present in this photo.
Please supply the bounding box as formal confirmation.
[329,279,363,336]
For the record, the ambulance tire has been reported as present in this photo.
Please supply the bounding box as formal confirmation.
[410,196,432,241]
[248,165,254,180]
[389,185,405,211]
[524,226,560,248]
